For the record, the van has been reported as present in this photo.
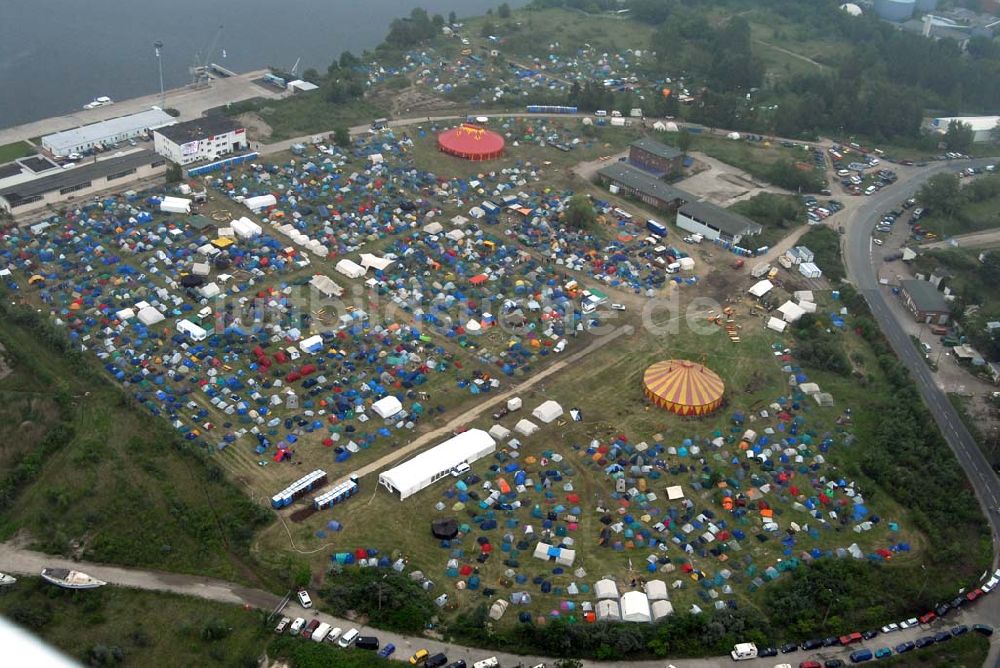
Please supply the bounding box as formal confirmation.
[355,636,380,650]
[288,617,305,634]
[595,110,607,117]
[450,462,471,477]
[312,623,331,643]
[338,627,359,648]
[325,627,342,643]
[473,659,499,668]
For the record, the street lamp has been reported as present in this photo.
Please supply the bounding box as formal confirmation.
[153,41,165,109]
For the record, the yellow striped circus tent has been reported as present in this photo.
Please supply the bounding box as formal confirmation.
[642,359,725,416]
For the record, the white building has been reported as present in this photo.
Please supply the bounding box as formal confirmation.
[42,109,176,157]
[930,116,1000,143]
[153,116,248,165]
[379,429,496,500]
[675,200,762,245]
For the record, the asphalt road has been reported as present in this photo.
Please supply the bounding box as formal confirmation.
[842,158,1000,668]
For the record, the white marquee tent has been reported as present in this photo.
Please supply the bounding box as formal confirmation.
[595,579,619,600]
[335,258,366,279]
[748,279,774,298]
[137,306,164,326]
[620,591,652,623]
[531,400,564,424]
[514,419,539,436]
[372,396,403,419]
[379,429,496,500]
[645,579,668,601]
[596,599,621,621]
[651,600,675,620]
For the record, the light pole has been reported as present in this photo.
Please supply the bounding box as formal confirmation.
[154,41,165,109]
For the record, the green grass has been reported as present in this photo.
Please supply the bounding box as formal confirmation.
[730,192,806,249]
[0,306,273,585]
[920,193,1000,238]
[0,141,34,163]
[949,394,1000,470]
[878,632,990,667]
[223,96,388,142]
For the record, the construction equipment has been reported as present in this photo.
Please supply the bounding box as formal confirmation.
[190,25,224,87]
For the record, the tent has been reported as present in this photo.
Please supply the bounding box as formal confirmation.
[651,599,675,620]
[531,400,563,424]
[595,599,620,621]
[372,395,403,419]
[360,253,393,271]
[645,580,668,601]
[666,485,685,500]
[244,194,276,212]
[231,216,262,239]
[299,334,324,354]
[310,274,344,298]
[533,541,553,561]
[620,591,652,622]
[767,317,788,333]
[160,196,191,214]
[488,424,511,441]
[777,301,806,323]
[748,279,774,298]
[643,359,725,417]
[137,306,164,326]
[489,599,510,621]
[595,579,619,600]
[379,429,496,500]
[514,419,539,436]
[424,221,444,234]
[198,282,221,299]
[799,262,822,278]
[556,548,576,566]
[794,290,814,304]
[431,518,459,540]
[336,259,366,279]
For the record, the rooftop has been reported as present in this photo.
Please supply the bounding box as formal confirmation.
[42,109,176,155]
[155,116,244,145]
[630,137,683,161]
[901,279,950,313]
[678,199,762,237]
[0,150,161,206]
[596,162,688,204]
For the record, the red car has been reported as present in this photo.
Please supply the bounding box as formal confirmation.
[839,632,863,645]
[967,588,983,602]
[301,619,320,639]
[919,611,937,625]
[800,662,822,668]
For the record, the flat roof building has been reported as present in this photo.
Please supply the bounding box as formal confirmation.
[41,109,176,157]
[676,200,762,245]
[900,279,951,324]
[929,116,1000,143]
[153,116,248,166]
[0,150,167,216]
[629,137,683,177]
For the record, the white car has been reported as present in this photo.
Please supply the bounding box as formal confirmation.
[289,618,306,634]
[450,462,471,477]
[326,627,343,643]
[880,623,900,633]
[611,303,626,311]
[873,238,884,246]
[297,589,313,608]
[899,617,919,629]
[274,616,290,634]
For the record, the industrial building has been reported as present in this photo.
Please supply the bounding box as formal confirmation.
[874,0,916,22]
[0,150,167,216]
[153,116,248,165]
[41,109,176,157]
[900,279,951,324]
[929,116,1000,143]
[676,200,762,245]
[596,162,687,212]
[628,137,683,177]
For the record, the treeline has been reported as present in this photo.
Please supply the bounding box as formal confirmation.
[320,569,436,634]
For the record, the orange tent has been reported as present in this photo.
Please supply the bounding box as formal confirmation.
[642,359,725,416]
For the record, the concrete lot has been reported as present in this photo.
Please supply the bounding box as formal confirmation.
[675,152,790,206]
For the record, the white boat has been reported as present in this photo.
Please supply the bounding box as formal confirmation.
[40,568,106,589]
[83,96,113,110]
[0,573,16,586]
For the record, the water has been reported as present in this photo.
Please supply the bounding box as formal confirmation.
[0,0,523,130]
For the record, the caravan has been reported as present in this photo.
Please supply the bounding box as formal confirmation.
[176,319,207,342]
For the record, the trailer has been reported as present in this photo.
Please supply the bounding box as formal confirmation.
[271,469,328,509]
[525,105,578,114]
[313,475,360,510]
[646,219,667,237]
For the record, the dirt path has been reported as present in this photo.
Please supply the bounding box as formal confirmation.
[753,39,829,71]
[920,228,1000,250]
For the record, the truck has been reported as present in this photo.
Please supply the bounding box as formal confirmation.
[731,642,758,661]
[646,219,667,237]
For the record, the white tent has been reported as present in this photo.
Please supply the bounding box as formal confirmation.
[488,599,509,621]
[748,279,774,298]
[244,194,276,212]
[514,419,539,436]
[160,196,191,214]
[794,290,814,304]
[645,580,668,601]
[799,382,821,395]
[191,262,211,277]
[372,396,403,419]
[666,485,685,500]
[620,591,652,623]
[423,221,444,234]
[777,300,806,323]
[664,121,679,132]
[116,307,135,321]
[651,599,674,620]
[557,548,576,566]
[678,257,695,271]
[231,216,262,239]
[507,397,522,411]
[533,542,553,561]
[596,599,620,621]
[310,274,343,298]
[767,317,788,333]
[360,253,393,271]
[299,334,324,354]
[335,258,366,279]
[198,282,221,299]
[799,301,817,314]
[727,131,741,140]
[379,429,496,500]
[595,579,619,600]
[531,400,563,424]
[488,424,510,441]
[137,306,164,326]
[652,121,666,131]
[445,229,465,242]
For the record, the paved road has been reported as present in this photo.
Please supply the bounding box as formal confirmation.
[842,158,1000,668]
[2,543,997,668]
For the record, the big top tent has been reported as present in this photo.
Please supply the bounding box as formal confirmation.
[642,359,725,416]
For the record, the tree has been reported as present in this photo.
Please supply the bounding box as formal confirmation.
[302,68,319,83]
[917,173,962,217]
[481,21,496,38]
[165,163,182,184]
[554,660,584,668]
[432,14,445,29]
[498,2,512,19]
[676,129,693,155]
[943,119,974,154]
[333,127,351,148]
[448,10,457,25]
[565,194,596,229]
[339,50,360,70]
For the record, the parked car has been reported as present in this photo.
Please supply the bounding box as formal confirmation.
[914,636,935,648]
[879,623,899,634]
[378,643,396,658]
[973,624,994,636]
[355,636,379,650]
[758,646,778,657]
[780,642,799,653]
[966,588,983,602]
[822,636,840,648]
[288,618,305,635]
[410,649,430,665]
[861,630,878,640]
[801,638,824,650]
[799,662,822,668]
[894,641,915,653]
[874,647,892,659]
[426,653,448,668]
[935,603,950,617]
[274,617,290,634]
[899,618,919,629]
[296,589,313,608]
[325,627,342,644]
[301,619,320,639]
[918,611,937,625]
[824,660,845,668]
[950,625,969,637]
[839,632,863,646]
[933,631,951,643]
[338,628,359,648]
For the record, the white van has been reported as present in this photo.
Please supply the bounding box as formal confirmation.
[450,462,471,477]
[312,623,331,643]
[474,658,500,668]
[325,627,343,643]
[338,627,359,648]
[288,617,305,634]
[176,319,207,342]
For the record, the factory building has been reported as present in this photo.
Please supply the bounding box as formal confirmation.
[930,116,1000,143]
[153,117,248,166]
[628,137,683,177]
[41,109,176,157]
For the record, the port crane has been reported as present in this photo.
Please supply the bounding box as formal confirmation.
[189,25,224,87]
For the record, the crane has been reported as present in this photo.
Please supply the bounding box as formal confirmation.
[190,25,224,87]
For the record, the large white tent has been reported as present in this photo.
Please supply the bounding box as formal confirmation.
[748,279,774,298]
[137,306,164,326]
[379,429,495,500]
[645,580,668,601]
[531,400,563,424]
[777,300,806,323]
[244,194,276,212]
[335,258,366,279]
[310,274,344,298]
[595,579,619,600]
[620,591,652,623]
[651,599,674,620]
[360,253,393,272]
[372,396,403,419]
[514,419,539,436]
[595,599,621,621]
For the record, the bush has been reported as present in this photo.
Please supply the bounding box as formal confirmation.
[320,570,435,634]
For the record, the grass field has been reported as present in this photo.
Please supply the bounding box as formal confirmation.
[688,133,811,180]
[223,95,387,142]
[0,141,34,163]
[919,193,1000,238]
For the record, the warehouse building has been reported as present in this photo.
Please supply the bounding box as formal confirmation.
[41,109,176,157]
[676,200,762,245]
[629,137,683,177]
[900,279,951,324]
[153,116,248,165]
[0,151,167,216]
[929,116,1000,143]
[596,163,687,212]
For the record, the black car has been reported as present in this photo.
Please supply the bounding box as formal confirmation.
[950,596,965,609]
[895,641,915,653]
[425,654,449,668]
[973,624,994,636]
[862,629,879,640]
[781,642,799,654]
[801,638,824,650]
[824,660,845,668]
[935,603,950,617]
[914,636,935,648]
[933,631,951,643]
[822,636,840,647]
[951,625,969,637]
[444,662,467,668]
[758,647,778,658]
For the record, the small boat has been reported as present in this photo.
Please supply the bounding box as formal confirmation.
[40,568,106,589]
[82,96,113,110]
[0,573,16,586]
